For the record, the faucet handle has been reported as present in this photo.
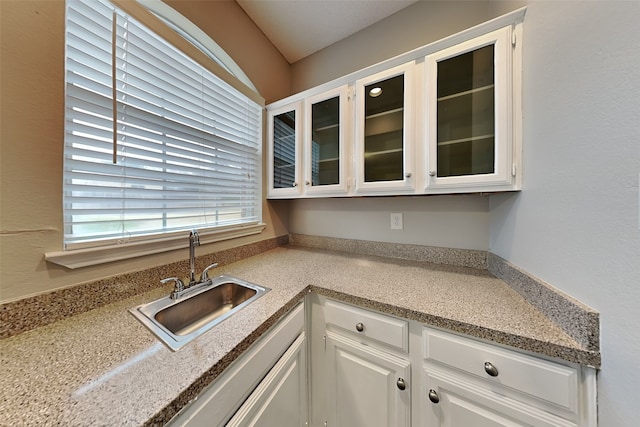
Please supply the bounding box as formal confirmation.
[161,277,185,291]
[162,277,186,300]
[200,263,219,282]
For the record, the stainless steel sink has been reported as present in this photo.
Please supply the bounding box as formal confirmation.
[130,275,270,351]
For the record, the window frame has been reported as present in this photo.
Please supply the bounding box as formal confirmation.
[46,0,265,269]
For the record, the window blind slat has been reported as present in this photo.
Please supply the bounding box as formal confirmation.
[114,102,258,155]
[64,0,261,248]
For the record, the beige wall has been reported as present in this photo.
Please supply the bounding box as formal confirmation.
[165,0,290,104]
[0,0,290,303]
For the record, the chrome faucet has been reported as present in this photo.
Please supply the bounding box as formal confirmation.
[162,229,218,300]
[188,229,200,286]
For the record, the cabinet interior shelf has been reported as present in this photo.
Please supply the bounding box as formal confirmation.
[364,148,403,158]
[437,84,494,102]
[317,157,339,163]
[365,107,403,120]
[315,123,339,132]
[438,134,495,146]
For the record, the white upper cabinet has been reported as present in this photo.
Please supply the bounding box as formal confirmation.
[267,102,302,198]
[266,11,524,198]
[424,26,520,193]
[354,63,415,194]
[304,86,350,196]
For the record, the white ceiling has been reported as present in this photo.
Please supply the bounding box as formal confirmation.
[235,0,419,63]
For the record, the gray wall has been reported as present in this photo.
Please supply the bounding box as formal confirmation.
[289,1,640,425]
[290,196,489,250]
[290,1,505,93]
[489,2,640,425]
[288,1,518,251]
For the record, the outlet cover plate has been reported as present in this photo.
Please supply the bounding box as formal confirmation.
[391,213,403,230]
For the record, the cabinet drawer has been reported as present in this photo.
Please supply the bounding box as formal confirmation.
[325,300,408,352]
[423,329,579,413]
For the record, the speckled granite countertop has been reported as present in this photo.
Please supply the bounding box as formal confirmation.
[0,246,596,426]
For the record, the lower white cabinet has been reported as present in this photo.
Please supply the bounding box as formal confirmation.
[310,297,596,427]
[227,332,307,427]
[423,368,576,427]
[325,331,411,427]
[422,329,596,427]
[170,296,596,427]
[168,303,305,427]
[309,295,411,427]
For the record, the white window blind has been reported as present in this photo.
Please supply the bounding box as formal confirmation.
[64,0,262,250]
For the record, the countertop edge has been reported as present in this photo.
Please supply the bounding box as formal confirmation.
[309,285,600,367]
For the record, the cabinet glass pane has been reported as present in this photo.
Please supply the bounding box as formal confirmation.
[437,44,495,177]
[311,97,340,186]
[364,74,404,182]
[273,110,296,189]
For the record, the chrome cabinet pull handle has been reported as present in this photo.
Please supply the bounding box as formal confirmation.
[428,389,440,404]
[484,361,499,377]
[355,322,364,332]
[397,378,406,391]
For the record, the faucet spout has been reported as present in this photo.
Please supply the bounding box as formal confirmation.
[189,229,200,286]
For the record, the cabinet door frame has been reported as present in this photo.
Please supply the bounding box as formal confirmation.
[303,85,350,196]
[424,26,518,193]
[354,62,416,195]
[325,330,411,427]
[267,101,303,198]
[226,332,308,427]
[168,304,305,426]
[423,367,576,427]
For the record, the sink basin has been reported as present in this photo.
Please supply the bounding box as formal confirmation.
[130,275,270,351]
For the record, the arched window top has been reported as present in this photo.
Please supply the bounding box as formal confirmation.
[137,0,257,92]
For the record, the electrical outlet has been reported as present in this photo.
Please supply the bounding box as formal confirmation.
[391,213,403,230]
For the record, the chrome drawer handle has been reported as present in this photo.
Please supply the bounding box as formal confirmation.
[428,389,440,404]
[355,322,364,332]
[484,361,499,377]
[397,378,406,391]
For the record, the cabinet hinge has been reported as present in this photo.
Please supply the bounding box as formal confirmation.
[323,335,327,351]
[511,31,517,47]
[512,163,517,177]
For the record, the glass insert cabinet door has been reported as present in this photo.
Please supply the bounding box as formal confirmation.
[268,102,302,196]
[355,63,414,193]
[425,26,513,190]
[304,86,348,195]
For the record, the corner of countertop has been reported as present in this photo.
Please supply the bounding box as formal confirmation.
[488,253,600,357]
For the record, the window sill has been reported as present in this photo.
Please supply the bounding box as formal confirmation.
[45,223,267,269]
